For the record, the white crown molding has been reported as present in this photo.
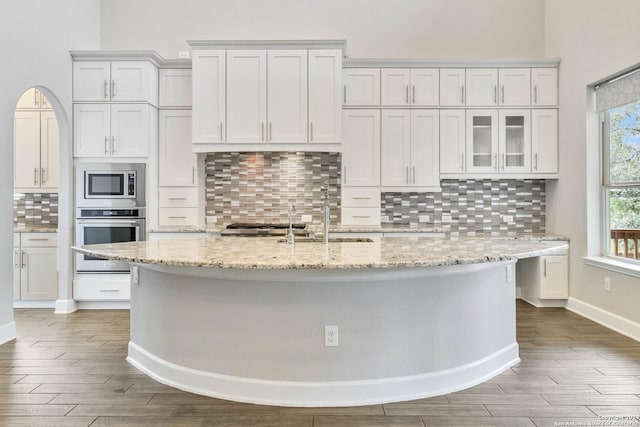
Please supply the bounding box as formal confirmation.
[343,57,561,68]
[70,51,192,68]
[187,39,347,55]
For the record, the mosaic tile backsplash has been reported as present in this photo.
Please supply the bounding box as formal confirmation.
[14,193,58,228]
[381,179,545,234]
[204,152,545,234]
[205,152,341,227]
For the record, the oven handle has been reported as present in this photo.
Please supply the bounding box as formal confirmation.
[76,219,142,225]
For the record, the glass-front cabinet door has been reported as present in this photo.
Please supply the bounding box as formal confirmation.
[466,110,498,173]
[499,109,531,173]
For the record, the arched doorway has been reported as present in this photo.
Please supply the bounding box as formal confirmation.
[12,86,75,313]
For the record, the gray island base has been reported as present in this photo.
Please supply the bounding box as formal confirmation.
[74,236,568,407]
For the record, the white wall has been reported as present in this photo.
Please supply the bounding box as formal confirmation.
[0,0,100,338]
[100,0,545,58]
[545,0,640,327]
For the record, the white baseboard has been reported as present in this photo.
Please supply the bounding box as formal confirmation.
[566,297,640,342]
[0,321,16,345]
[13,300,55,309]
[520,296,566,308]
[54,299,78,314]
[127,341,519,407]
[77,301,130,310]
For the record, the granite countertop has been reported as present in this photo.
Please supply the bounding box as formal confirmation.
[148,225,448,234]
[73,235,569,270]
[13,227,58,233]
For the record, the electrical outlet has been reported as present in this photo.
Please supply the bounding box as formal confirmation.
[178,51,191,58]
[301,214,313,223]
[502,215,514,223]
[419,215,430,223]
[604,277,611,292]
[324,325,339,347]
[132,266,139,285]
[442,213,452,223]
[380,215,390,223]
[206,216,218,224]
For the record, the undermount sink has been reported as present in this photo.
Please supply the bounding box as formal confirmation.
[277,237,375,243]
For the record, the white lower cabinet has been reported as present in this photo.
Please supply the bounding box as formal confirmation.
[14,232,58,301]
[73,274,130,301]
[158,187,199,227]
[517,251,569,307]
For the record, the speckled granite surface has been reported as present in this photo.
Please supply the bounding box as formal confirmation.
[73,236,568,270]
[148,225,448,234]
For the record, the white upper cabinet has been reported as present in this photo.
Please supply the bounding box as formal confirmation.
[531,109,558,174]
[14,111,40,190]
[159,110,196,187]
[466,109,499,173]
[381,68,439,106]
[342,109,380,186]
[73,61,157,104]
[531,68,558,106]
[439,110,466,174]
[381,69,411,106]
[159,69,192,107]
[308,49,342,143]
[226,50,267,144]
[381,109,440,189]
[498,109,531,173]
[466,69,498,106]
[411,69,439,106]
[40,111,59,190]
[16,88,51,110]
[73,104,150,158]
[267,50,308,143]
[343,68,380,106]
[192,50,226,144]
[440,69,466,106]
[499,69,531,106]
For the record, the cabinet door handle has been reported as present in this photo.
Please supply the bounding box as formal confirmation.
[461,86,465,104]
[405,85,409,104]
[501,153,505,170]
[310,122,313,142]
[353,215,371,218]
[168,216,187,219]
[494,153,498,170]
[21,251,26,268]
[493,85,497,103]
[261,122,265,141]
[412,85,416,104]
[343,166,346,184]
[460,153,464,171]
[543,258,547,277]
[269,122,272,141]
[34,89,39,107]
[14,249,19,268]
[41,168,46,185]
[168,197,187,201]
[406,166,409,184]
[104,136,108,155]
[343,85,346,103]
[534,153,538,171]
[41,93,47,108]
[412,166,416,184]
[111,136,115,154]
[192,166,195,184]
[104,80,108,99]
[27,238,49,241]
[534,85,538,104]
[111,79,115,98]
[352,197,371,200]
[99,289,120,293]
[34,168,38,185]
[501,85,505,104]
[220,122,223,141]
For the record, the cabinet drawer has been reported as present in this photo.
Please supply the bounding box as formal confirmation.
[74,280,130,301]
[159,187,199,207]
[341,207,380,226]
[342,187,381,208]
[21,232,57,247]
[159,208,199,227]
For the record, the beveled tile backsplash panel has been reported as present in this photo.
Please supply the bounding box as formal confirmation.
[14,193,58,228]
[205,152,341,226]
[381,179,545,234]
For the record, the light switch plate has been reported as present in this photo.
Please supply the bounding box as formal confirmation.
[178,51,191,58]
[419,215,430,223]
[301,214,313,223]
[380,215,390,223]
[206,216,217,223]
[442,213,452,223]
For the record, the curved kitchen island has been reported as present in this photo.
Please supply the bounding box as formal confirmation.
[74,235,568,407]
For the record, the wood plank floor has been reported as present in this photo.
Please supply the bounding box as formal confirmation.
[1,301,640,426]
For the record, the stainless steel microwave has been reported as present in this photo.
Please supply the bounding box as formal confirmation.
[76,163,145,208]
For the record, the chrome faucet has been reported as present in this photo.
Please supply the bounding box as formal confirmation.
[323,181,330,243]
[286,204,296,244]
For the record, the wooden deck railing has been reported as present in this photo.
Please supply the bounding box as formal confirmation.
[611,228,640,259]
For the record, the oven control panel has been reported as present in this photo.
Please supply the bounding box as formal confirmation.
[78,208,144,218]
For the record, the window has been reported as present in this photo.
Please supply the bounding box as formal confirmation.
[603,99,640,260]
